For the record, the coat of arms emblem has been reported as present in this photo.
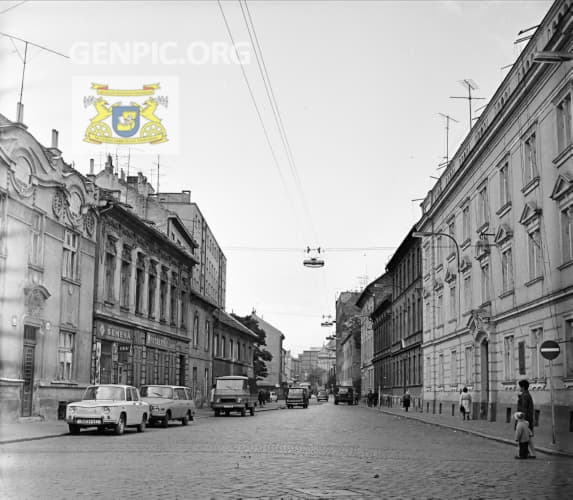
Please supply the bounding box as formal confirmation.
[84,83,168,145]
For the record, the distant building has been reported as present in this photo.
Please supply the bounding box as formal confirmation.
[0,117,97,420]
[335,292,361,392]
[317,340,336,390]
[251,311,285,391]
[356,274,389,398]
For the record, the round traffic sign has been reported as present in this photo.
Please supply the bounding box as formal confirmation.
[540,340,560,360]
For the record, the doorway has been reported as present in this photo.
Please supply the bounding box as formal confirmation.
[480,339,489,419]
[21,326,38,417]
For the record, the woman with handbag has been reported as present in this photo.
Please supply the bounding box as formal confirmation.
[460,387,471,420]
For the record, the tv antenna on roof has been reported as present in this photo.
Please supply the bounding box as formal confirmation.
[449,79,486,132]
[0,32,69,123]
[437,113,459,169]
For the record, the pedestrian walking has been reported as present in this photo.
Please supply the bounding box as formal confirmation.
[402,390,411,412]
[209,384,216,404]
[258,389,266,407]
[517,379,536,458]
[460,387,471,420]
[514,411,532,459]
[367,389,373,407]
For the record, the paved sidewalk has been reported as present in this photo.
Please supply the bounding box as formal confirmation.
[368,404,573,458]
[0,400,287,445]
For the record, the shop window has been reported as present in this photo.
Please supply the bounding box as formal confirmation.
[57,331,74,381]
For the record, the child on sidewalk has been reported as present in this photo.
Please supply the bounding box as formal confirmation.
[514,411,532,459]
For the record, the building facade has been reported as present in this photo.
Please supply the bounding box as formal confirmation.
[385,228,423,407]
[0,117,98,420]
[372,276,393,401]
[418,0,573,435]
[335,291,361,391]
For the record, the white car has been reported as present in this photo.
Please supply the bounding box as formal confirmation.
[66,384,149,435]
[269,391,278,402]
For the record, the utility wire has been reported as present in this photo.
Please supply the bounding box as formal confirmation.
[225,246,396,252]
[0,1,27,16]
[241,0,318,243]
[216,0,302,239]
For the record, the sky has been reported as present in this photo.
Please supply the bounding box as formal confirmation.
[0,0,553,356]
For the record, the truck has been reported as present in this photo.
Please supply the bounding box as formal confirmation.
[211,375,258,417]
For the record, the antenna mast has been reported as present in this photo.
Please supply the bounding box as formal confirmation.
[449,79,486,131]
[0,32,69,122]
[437,113,459,169]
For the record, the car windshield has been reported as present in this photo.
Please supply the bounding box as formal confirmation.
[216,379,245,390]
[83,386,125,401]
[140,386,173,398]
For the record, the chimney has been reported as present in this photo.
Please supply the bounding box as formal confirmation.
[51,129,59,149]
[89,158,94,175]
[16,102,24,123]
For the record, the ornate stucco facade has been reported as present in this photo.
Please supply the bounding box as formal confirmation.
[417,0,573,436]
[0,116,97,420]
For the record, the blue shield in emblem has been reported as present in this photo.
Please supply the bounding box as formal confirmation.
[112,106,140,138]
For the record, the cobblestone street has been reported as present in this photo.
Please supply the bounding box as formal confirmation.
[1,400,571,499]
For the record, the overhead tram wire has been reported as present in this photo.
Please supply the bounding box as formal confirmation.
[224,246,396,252]
[216,0,299,227]
[241,1,318,243]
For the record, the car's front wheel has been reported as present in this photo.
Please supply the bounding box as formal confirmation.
[181,412,190,425]
[162,412,170,428]
[68,424,80,435]
[137,414,146,433]
[114,414,125,435]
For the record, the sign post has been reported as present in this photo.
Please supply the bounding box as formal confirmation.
[539,340,560,445]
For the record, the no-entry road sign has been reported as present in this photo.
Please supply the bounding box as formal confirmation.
[540,340,560,360]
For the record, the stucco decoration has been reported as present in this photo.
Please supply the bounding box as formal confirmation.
[83,210,96,236]
[24,284,51,317]
[467,307,491,341]
[9,155,35,198]
[52,189,65,219]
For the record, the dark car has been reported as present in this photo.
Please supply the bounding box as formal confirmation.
[317,390,329,402]
[286,387,309,409]
[334,386,354,405]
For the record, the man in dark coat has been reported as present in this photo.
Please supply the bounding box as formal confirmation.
[517,379,536,458]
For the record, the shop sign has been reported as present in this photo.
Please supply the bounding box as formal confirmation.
[98,322,132,342]
[146,332,175,350]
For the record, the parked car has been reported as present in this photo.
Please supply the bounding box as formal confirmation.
[140,385,196,427]
[269,391,278,402]
[211,375,257,417]
[334,386,354,405]
[286,387,309,409]
[66,384,149,435]
[317,390,329,402]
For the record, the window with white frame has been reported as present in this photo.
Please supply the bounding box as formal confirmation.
[438,353,444,386]
[480,260,490,304]
[501,245,514,293]
[477,184,489,229]
[448,218,456,257]
[463,273,472,312]
[499,161,511,208]
[528,229,543,280]
[425,356,431,387]
[120,246,131,309]
[436,291,444,326]
[449,284,456,320]
[192,314,199,346]
[62,230,79,280]
[462,205,470,242]
[204,319,210,351]
[566,319,573,379]
[105,236,117,302]
[451,350,457,387]
[503,335,514,380]
[29,212,44,266]
[561,206,573,264]
[57,331,74,381]
[523,131,538,185]
[556,92,572,153]
[436,235,443,266]
[464,346,473,385]
[530,327,545,380]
